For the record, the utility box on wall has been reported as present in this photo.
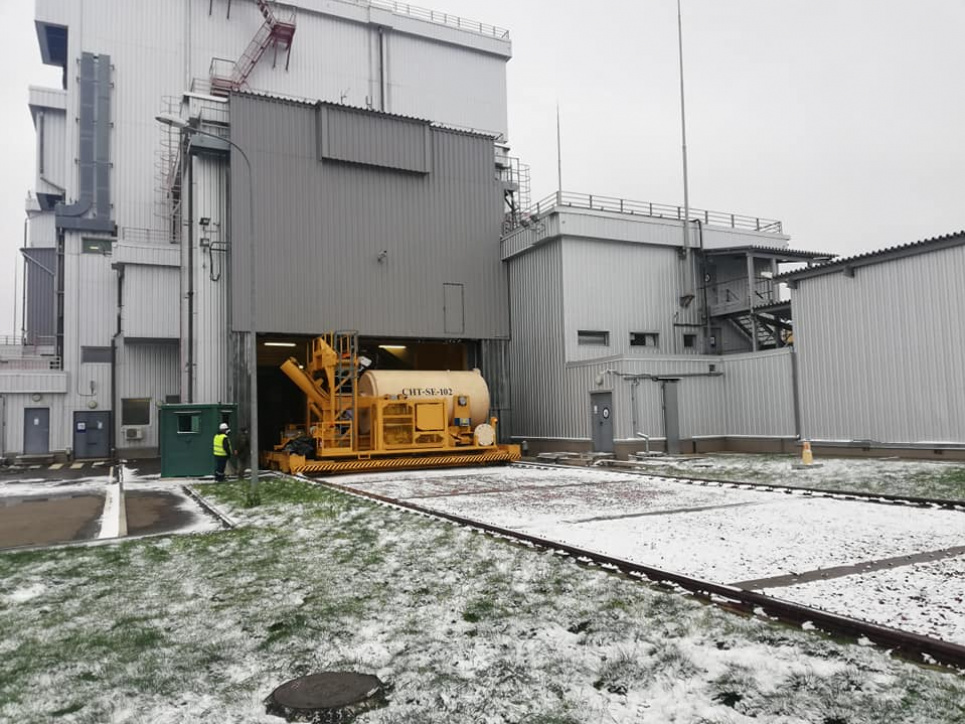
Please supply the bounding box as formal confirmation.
[159,403,237,478]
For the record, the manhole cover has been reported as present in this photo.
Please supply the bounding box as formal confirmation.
[266,671,387,723]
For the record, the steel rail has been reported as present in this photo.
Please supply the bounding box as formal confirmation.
[182,484,236,529]
[311,474,965,670]
[513,460,965,511]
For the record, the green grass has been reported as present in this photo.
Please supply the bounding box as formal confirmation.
[2,476,964,723]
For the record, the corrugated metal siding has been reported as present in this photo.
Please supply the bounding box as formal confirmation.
[513,350,794,443]
[318,104,430,173]
[554,210,685,248]
[507,240,566,438]
[29,212,57,248]
[794,245,965,444]
[229,94,508,339]
[0,392,69,455]
[37,108,68,194]
[719,349,795,437]
[116,342,180,450]
[188,154,231,404]
[561,239,699,362]
[23,248,58,342]
[61,232,115,416]
[387,31,508,137]
[123,266,179,339]
[0,373,68,395]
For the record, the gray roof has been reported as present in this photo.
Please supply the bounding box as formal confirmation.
[777,230,965,282]
[703,245,833,261]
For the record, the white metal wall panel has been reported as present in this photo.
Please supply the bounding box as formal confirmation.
[514,350,793,444]
[0,392,69,456]
[561,239,700,362]
[701,225,790,250]
[123,266,180,339]
[62,232,115,417]
[36,108,68,194]
[387,31,508,137]
[187,154,231,405]
[116,342,179,451]
[507,241,566,439]
[239,7,375,110]
[29,212,57,249]
[720,349,795,437]
[0,373,68,395]
[794,245,965,444]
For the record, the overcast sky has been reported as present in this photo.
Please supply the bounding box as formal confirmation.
[1,0,963,336]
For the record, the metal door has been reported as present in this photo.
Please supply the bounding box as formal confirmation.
[662,380,680,455]
[73,411,111,459]
[443,283,465,335]
[590,391,613,453]
[23,407,50,454]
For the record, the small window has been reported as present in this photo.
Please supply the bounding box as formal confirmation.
[176,413,201,434]
[630,332,659,347]
[578,330,609,346]
[81,346,112,363]
[165,394,181,404]
[82,237,114,254]
[121,398,151,426]
[683,334,697,349]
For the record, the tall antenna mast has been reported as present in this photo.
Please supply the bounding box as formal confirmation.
[556,102,563,201]
[677,0,690,260]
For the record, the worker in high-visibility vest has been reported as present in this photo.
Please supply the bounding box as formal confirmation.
[213,423,233,482]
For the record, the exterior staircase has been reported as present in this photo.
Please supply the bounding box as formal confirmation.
[211,0,297,95]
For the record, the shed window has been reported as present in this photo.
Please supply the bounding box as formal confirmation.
[578,330,609,346]
[683,334,697,349]
[82,237,114,254]
[176,413,201,434]
[121,398,151,426]
[630,332,659,347]
[81,346,112,363]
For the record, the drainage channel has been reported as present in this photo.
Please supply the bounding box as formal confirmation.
[311,475,965,671]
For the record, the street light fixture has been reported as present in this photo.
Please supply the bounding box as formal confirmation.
[156,112,260,504]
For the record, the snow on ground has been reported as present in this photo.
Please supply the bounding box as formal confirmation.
[763,556,965,644]
[5,476,965,724]
[336,461,965,645]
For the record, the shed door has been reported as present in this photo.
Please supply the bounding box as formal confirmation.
[24,408,50,454]
[73,411,111,459]
[590,391,613,453]
[443,283,465,335]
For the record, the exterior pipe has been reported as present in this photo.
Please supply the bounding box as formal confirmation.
[111,264,124,460]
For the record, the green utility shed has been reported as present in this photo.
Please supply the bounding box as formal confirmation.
[159,403,237,478]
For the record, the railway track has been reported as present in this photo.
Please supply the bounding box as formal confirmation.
[515,459,965,511]
[310,468,965,670]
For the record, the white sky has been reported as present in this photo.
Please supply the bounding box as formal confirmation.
[1,0,963,336]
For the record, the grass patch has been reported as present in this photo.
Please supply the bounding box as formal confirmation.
[1,475,964,722]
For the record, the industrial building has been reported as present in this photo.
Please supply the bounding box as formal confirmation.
[783,231,965,455]
[5,0,962,463]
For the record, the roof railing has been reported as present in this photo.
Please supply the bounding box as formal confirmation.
[358,0,510,39]
[525,191,783,235]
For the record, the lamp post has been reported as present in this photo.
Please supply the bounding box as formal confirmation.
[156,113,260,504]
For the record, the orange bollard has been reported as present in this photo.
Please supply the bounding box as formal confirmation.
[801,440,813,466]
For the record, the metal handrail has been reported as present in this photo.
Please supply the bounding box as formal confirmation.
[528,191,783,235]
[364,0,510,38]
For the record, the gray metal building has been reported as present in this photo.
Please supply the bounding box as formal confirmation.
[502,193,826,455]
[228,94,509,339]
[5,0,512,459]
[784,232,965,453]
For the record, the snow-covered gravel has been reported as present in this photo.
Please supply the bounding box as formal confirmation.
[335,463,965,645]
